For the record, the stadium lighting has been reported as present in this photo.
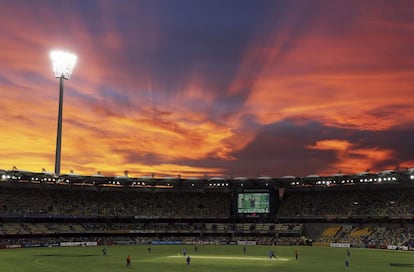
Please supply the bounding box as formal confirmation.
[50,50,77,175]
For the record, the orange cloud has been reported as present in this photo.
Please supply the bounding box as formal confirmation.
[232,4,414,132]
[0,3,239,176]
[307,139,395,174]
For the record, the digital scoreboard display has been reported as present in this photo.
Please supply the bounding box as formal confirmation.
[237,193,270,214]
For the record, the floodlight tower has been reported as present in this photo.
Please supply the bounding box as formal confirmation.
[50,50,77,175]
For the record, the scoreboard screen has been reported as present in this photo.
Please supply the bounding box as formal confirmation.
[237,193,269,214]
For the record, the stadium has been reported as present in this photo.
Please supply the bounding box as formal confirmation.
[2,1,414,271]
[0,168,413,271]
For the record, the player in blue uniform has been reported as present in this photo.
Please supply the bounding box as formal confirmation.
[268,249,276,259]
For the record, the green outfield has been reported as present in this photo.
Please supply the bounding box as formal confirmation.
[0,244,413,272]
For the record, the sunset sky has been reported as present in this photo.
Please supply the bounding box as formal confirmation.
[1,0,414,178]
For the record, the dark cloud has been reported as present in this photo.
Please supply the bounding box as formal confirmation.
[168,118,414,177]
[351,124,414,167]
[169,120,336,176]
[227,120,338,176]
[114,147,163,166]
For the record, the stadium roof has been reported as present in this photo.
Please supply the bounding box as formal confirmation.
[0,167,412,191]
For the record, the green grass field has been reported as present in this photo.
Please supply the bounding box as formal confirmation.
[0,244,413,272]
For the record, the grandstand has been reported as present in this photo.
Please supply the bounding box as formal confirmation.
[0,168,414,250]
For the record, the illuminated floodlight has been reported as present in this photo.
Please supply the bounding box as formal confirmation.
[50,50,77,79]
[50,50,77,175]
